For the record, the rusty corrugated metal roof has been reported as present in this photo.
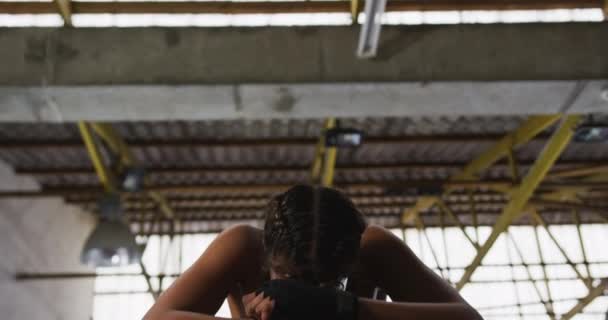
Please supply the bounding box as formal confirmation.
[0,115,606,232]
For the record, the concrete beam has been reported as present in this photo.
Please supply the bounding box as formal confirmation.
[0,23,607,85]
[1,81,607,121]
[1,24,607,121]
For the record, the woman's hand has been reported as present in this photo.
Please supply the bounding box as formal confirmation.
[255,279,358,320]
[242,292,275,320]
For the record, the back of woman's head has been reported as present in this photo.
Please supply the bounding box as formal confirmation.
[263,185,367,286]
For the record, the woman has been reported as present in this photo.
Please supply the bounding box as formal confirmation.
[144,185,483,320]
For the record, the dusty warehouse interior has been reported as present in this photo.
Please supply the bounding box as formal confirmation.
[1,0,608,319]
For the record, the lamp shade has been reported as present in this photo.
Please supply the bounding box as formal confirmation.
[120,167,146,192]
[325,128,363,148]
[574,125,608,143]
[81,219,141,267]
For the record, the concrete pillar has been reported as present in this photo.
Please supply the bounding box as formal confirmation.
[0,160,96,320]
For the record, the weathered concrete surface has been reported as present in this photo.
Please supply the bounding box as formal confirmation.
[0,160,96,320]
[1,81,607,121]
[1,24,606,121]
[0,23,607,85]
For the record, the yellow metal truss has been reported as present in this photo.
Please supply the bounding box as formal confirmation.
[78,122,117,193]
[79,121,174,220]
[455,115,582,290]
[560,279,608,320]
[53,0,72,26]
[90,123,135,167]
[530,209,592,289]
[311,118,338,187]
[350,0,360,24]
[408,115,608,319]
[398,114,607,319]
[401,115,561,225]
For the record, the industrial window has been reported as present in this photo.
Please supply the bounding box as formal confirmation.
[91,224,608,320]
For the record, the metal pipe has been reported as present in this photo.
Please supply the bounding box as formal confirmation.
[507,231,555,319]
[532,223,556,319]
[437,199,480,250]
[560,279,608,320]
[573,210,593,288]
[531,210,593,289]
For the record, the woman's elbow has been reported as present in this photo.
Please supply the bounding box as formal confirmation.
[143,308,177,320]
[144,309,218,320]
[142,310,163,320]
[463,305,484,320]
[143,310,183,320]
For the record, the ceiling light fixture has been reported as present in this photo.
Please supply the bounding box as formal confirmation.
[80,194,141,267]
[120,167,146,192]
[574,125,608,143]
[356,0,387,58]
[325,127,364,147]
[600,87,608,102]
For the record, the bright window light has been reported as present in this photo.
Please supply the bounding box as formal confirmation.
[0,9,603,27]
[422,11,462,24]
[460,11,500,24]
[0,14,63,27]
[571,8,604,21]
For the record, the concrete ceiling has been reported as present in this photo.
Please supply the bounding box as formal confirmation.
[0,23,607,121]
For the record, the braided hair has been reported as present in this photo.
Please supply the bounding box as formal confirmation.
[263,185,367,287]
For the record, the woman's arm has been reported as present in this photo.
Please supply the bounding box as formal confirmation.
[154,310,246,320]
[144,225,264,320]
[359,299,480,320]
[357,225,482,320]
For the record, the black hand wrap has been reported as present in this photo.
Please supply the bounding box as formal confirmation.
[257,279,358,320]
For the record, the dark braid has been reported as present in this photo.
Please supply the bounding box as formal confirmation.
[309,185,321,284]
[263,185,367,286]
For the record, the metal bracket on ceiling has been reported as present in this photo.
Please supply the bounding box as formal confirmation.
[53,0,72,27]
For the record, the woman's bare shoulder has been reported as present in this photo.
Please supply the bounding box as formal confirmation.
[213,224,264,259]
[174,224,265,283]
[359,224,463,302]
[221,224,263,243]
[361,224,398,243]
[144,225,265,318]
